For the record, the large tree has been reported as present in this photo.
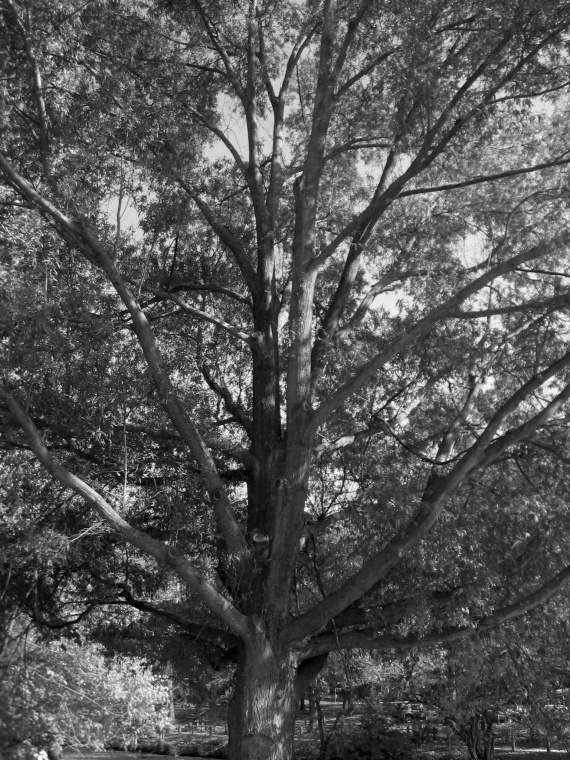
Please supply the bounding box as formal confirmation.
[3,0,570,757]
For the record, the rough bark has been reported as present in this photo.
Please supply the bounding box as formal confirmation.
[228,633,297,760]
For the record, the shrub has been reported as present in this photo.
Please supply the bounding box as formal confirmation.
[325,721,416,760]
[0,630,172,758]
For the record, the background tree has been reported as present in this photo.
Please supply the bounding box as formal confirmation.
[3,1,570,758]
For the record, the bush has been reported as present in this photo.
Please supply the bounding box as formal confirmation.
[324,722,416,760]
[177,738,228,757]
[0,630,173,759]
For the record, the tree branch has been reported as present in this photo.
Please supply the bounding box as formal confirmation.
[310,232,570,433]
[450,290,570,319]
[167,281,252,308]
[119,585,239,649]
[6,0,58,194]
[399,153,570,198]
[123,277,252,345]
[113,423,256,470]
[461,377,570,480]
[286,327,570,645]
[0,153,250,567]
[176,179,258,296]
[201,363,254,439]
[335,45,399,100]
[188,105,249,177]
[0,387,249,640]
[302,560,570,657]
[190,0,246,102]
[323,137,393,163]
[313,416,386,457]
[311,21,570,271]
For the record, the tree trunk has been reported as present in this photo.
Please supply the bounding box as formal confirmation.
[315,688,328,760]
[308,685,317,732]
[166,661,176,722]
[461,714,495,760]
[227,633,297,760]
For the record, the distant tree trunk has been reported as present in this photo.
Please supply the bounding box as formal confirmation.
[341,687,354,714]
[308,686,317,732]
[315,688,329,760]
[166,661,175,722]
[460,713,495,760]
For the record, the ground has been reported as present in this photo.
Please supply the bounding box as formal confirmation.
[62,698,570,759]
